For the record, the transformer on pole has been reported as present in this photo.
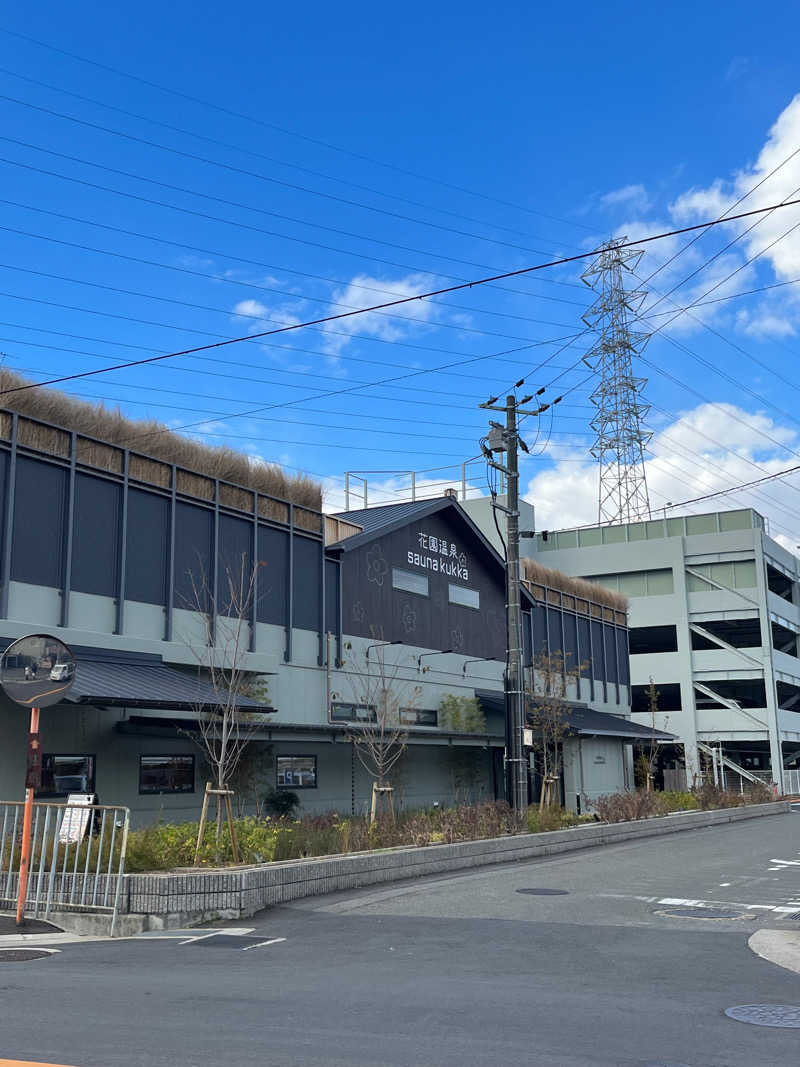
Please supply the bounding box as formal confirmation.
[581,238,652,525]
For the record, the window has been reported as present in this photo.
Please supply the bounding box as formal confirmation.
[448,583,479,609]
[629,625,678,654]
[399,707,438,727]
[392,567,428,596]
[631,684,682,713]
[331,702,377,723]
[583,568,674,597]
[40,755,95,796]
[277,755,317,788]
[687,560,757,592]
[139,755,195,795]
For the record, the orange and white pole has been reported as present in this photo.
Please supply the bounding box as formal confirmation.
[16,705,41,926]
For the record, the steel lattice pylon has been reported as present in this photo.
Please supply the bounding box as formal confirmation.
[581,238,652,525]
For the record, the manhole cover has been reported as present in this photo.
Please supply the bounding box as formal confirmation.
[516,888,569,896]
[658,907,748,920]
[0,949,54,963]
[725,1004,800,1028]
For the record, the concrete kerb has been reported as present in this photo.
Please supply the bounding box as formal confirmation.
[111,801,789,931]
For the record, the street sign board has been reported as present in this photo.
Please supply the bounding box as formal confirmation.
[0,634,76,708]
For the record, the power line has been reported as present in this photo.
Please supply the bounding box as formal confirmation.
[0,137,586,291]
[0,66,584,252]
[0,24,594,233]
[0,91,577,262]
[0,194,588,320]
[4,201,797,402]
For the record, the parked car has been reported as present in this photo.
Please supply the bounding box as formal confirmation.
[49,662,75,682]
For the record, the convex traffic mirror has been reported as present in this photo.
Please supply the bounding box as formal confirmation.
[1,634,76,708]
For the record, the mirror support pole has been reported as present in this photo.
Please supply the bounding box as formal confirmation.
[16,705,41,926]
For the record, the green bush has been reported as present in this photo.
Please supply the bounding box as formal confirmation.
[655,790,700,812]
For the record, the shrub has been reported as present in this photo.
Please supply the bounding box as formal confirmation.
[654,790,700,813]
[264,788,300,818]
[593,790,661,823]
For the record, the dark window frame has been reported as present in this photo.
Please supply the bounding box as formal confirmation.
[276,754,318,789]
[447,583,480,610]
[38,753,96,798]
[138,754,195,796]
[330,702,377,723]
[391,567,429,598]
[399,707,438,727]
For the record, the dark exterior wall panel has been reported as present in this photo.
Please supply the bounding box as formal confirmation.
[125,489,169,606]
[218,513,252,616]
[11,456,67,588]
[341,509,505,658]
[562,612,578,669]
[533,604,547,656]
[72,473,121,597]
[257,525,288,626]
[173,501,212,611]
[293,535,322,632]
[617,627,630,686]
[325,557,340,637]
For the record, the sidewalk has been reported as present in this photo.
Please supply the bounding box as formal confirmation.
[749,929,800,976]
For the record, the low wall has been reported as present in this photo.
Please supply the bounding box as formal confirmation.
[121,801,790,927]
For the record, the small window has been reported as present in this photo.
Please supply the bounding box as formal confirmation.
[40,755,95,797]
[139,755,195,795]
[277,755,317,789]
[331,702,377,723]
[448,583,480,609]
[399,707,438,727]
[392,568,429,596]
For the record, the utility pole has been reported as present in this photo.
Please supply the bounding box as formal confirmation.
[481,388,553,811]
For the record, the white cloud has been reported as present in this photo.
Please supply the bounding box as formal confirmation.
[522,402,800,547]
[600,184,651,212]
[320,273,436,356]
[735,305,798,339]
[670,95,800,282]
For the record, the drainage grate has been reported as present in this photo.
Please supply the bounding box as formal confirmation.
[659,906,747,920]
[725,1004,800,1028]
[0,949,54,963]
[516,888,569,896]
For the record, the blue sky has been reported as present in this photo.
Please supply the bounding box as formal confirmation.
[2,3,800,542]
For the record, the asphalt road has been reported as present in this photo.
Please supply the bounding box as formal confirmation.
[2,810,800,1067]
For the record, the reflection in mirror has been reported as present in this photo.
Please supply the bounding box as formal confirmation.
[0,634,76,708]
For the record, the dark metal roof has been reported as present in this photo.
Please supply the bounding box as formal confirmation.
[65,656,274,712]
[332,498,441,535]
[476,689,673,740]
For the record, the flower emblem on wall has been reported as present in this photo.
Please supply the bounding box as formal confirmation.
[450,628,464,652]
[458,552,467,568]
[401,602,417,635]
[366,543,388,587]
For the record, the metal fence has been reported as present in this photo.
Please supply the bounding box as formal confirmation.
[784,769,800,796]
[0,799,129,935]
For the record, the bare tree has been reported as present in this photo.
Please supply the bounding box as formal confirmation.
[527,650,586,810]
[338,644,420,820]
[184,554,271,846]
[635,678,664,792]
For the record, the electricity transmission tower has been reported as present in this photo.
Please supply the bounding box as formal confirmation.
[581,238,652,524]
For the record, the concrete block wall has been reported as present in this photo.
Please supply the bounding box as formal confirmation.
[120,801,789,924]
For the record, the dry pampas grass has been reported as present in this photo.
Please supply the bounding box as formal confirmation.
[0,369,321,513]
[522,558,629,613]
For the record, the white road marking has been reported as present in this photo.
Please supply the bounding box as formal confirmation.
[719,883,731,887]
[241,937,287,951]
[771,859,800,866]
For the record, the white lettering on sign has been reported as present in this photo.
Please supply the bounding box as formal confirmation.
[407,550,469,582]
[418,531,459,558]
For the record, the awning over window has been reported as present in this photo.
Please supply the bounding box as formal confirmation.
[476,690,673,741]
[64,655,274,712]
